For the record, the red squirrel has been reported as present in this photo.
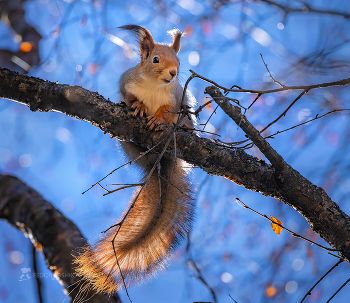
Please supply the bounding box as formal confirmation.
[74,25,196,294]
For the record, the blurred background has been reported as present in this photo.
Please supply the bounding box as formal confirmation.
[1,0,350,302]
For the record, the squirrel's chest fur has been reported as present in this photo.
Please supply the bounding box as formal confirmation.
[125,79,178,116]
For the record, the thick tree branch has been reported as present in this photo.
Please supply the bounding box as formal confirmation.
[205,85,350,262]
[0,174,121,303]
[1,67,350,263]
[0,67,278,196]
[205,86,286,170]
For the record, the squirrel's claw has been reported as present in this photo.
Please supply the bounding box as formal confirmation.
[147,115,163,130]
[132,101,148,117]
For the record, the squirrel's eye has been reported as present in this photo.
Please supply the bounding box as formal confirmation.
[153,57,159,63]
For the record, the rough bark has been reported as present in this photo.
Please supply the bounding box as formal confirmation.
[0,67,349,263]
[205,85,350,261]
[0,174,121,303]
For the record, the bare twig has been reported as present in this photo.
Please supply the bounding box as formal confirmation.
[300,259,344,303]
[184,126,221,137]
[216,109,350,150]
[259,89,307,134]
[186,233,218,303]
[82,133,170,195]
[236,197,339,252]
[102,183,143,196]
[260,54,286,88]
[229,294,238,302]
[202,105,219,131]
[257,0,350,19]
[111,228,131,302]
[190,69,350,95]
[195,99,213,116]
[32,244,43,303]
[248,93,262,109]
[264,109,350,139]
[326,277,350,302]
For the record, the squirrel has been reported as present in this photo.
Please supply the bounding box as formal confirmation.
[74,25,196,295]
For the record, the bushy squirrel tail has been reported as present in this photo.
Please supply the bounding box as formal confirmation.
[74,150,194,294]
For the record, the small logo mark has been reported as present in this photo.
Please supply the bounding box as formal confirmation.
[19,268,31,281]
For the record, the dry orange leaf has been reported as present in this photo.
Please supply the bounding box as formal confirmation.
[271,216,283,235]
[266,285,277,297]
[20,42,32,52]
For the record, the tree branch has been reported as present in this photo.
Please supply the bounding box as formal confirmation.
[205,85,350,262]
[1,67,350,264]
[0,67,277,196]
[257,0,350,19]
[189,69,350,95]
[0,174,121,303]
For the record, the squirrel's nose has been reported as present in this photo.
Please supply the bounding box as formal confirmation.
[169,70,177,79]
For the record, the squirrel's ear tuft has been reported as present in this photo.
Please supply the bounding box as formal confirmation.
[168,29,184,54]
[119,25,155,60]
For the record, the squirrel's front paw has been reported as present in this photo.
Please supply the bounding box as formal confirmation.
[131,101,148,117]
[147,115,165,130]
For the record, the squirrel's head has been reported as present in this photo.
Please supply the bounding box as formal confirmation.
[119,25,183,86]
